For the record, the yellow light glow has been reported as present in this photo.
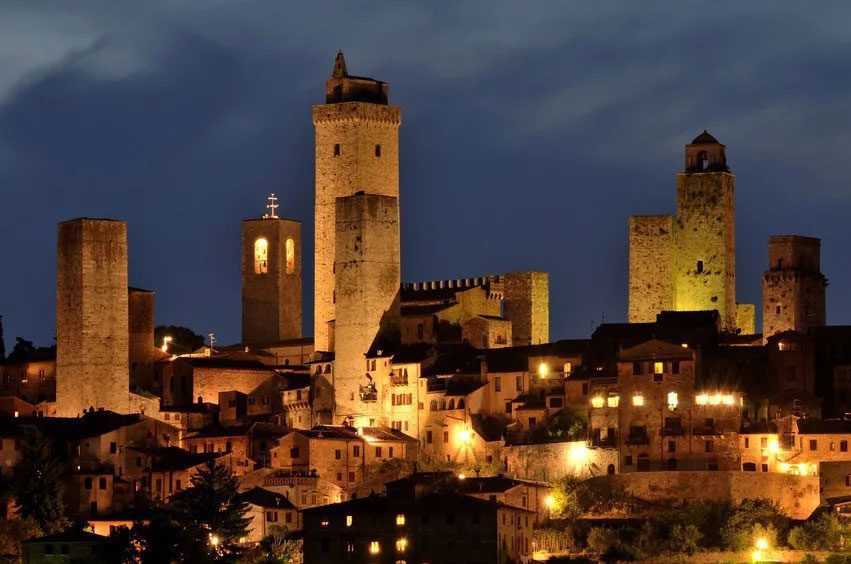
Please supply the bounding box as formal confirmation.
[591,396,605,408]
[695,393,709,406]
[254,237,269,274]
[667,391,678,410]
[778,462,790,473]
[568,443,589,464]
[752,549,763,562]
[369,540,380,555]
[544,494,555,509]
[767,438,780,455]
[395,537,408,553]
[681,343,689,348]
[396,513,405,526]
[537,362,550,378]
[722,394,735,406]
[13,411,19,418]
[458,473,466,480]
[654,361,664,374]
[346,515,353,527]
[209,534,220,547]
[161,336,173,353]
[755,537,769,551]
[632,394,644,407]
[607,395,619,408]
[457,429,472,444]
[710,393,722,406]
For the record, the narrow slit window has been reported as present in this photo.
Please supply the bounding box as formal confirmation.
[375,144,381,157]
[334,143,341,156]
[696,260,704,273]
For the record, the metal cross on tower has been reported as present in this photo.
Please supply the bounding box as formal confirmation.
[263,193,279,219]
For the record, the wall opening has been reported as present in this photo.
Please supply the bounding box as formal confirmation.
[254,238,269,274]
[334,143,341,157]
[696,260,704,274]
[285,238,295,274]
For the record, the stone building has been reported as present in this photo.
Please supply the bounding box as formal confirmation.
[128,287,156,391]
[56,218,130,417]
[628,132,754,334]
[313,52,401,353]
[242,197,302,347]
[762,235,827,341]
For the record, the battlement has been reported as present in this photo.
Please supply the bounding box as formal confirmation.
[402,276,504,300]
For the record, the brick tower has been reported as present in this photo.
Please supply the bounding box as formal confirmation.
[674,131,737,331]
[56,218,130,416]
[333,193,401,424]
[762,235,827,341]
[242,194,302,347]
[313,52,401,352]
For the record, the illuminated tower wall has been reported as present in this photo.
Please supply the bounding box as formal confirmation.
[242,217,302,346]
[313,52,401,352]
[56,218,130,416]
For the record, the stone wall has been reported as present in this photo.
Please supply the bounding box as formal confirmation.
[674,172,737,331]
[503,271,549,346]
[242,218,302,346]
[735,303,756,335]
[333,193,400,423]
[129,288,155,391]
[504,441,619,482]
[313,101,401,352]
[593,471,819,519]
[56,219,130,416]
[628,215,674,323]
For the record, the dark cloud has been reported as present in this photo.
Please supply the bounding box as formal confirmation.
[2,2,851,349]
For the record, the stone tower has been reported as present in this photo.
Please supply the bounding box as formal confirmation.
[242,199,302,347]
[674,131,737,331]
[629,131,747,332]
[56,218,130,416]
[503,271,550,346]
[313,52,401,352]
[333,193,401,424]
[762,235,827,341]
[128,287,156,390]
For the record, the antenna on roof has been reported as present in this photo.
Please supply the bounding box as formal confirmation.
[263,193,279,219]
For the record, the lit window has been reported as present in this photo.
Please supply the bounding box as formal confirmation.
[722,394,735,406]
[369,541,381,555]
[695,393,709,406]
[320,519,329,527]
[537,363,550,378]
[607,395,619,408]
[632,394,644,407]
[564,362,572,374]
[654,362,664,375]
[396,514,405,526]
[254,238,269,274]
[395,537,408,553]
[591,396,604,409]
[667,391,678,410]
[346,515,353,527]
[285,238,295,274]
[710,393,722,406]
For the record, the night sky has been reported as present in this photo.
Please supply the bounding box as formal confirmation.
[3,3,851,351]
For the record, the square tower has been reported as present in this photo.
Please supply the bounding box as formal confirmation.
[333,193,401,424]
[628,215,675,323]
[503,271,550,346]
[762,235,826,341]
[242,208,302,347]
[313,52,401,352]
[674,132,737,331]
[56,218,130,416]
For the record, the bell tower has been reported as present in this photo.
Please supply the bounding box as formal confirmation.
[674,131,737,331]
[242,194,302,347]
[313,52,401,352]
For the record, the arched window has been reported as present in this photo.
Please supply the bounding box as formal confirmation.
[607,464,615,475]
[698,151,708,170]
[286,238,295,274]
[254,238,269,274]
[458,399,465,409]
[430,400,437,411]
[447,399,455,410]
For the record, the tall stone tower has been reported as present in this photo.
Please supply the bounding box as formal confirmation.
[762,235,826,341]
[503,271,550,346]
[128,287,156,391]
[628,132,747,332]
[333,193,401,424]
[674,131,737,331]
[242,195,302,347]
[56,218,130,417]
[313,52,401,352]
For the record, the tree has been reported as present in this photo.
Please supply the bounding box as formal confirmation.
[669,524,702,555]
[129,507,186,564]
[530,408,587,444]
[788,511,845,551]
[169,459,251,562]
[12,429,69,533]
[720,499,789,550]
[586,527,618,555]
[155,325,205,355]
[239,528,302,564]
[0,517,41,560]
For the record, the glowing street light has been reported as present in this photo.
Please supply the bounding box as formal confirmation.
[161,336,173,353]
[457,429,472,444]
[209,533,220,548]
